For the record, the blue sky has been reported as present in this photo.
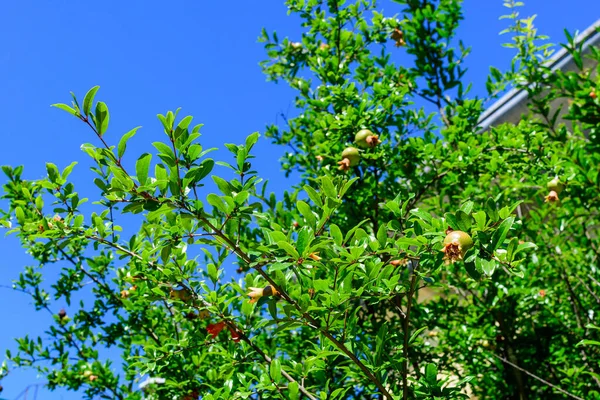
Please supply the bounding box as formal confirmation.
[0,1,598,398]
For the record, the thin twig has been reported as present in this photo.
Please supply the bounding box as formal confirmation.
[402,260,420,400]
[491,354,584,400]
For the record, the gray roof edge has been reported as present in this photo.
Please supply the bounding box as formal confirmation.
[477,18,600,130]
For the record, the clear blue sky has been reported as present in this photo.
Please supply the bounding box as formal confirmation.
[1,1,598,398]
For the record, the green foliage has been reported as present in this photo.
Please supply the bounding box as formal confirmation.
[2,0,600,399]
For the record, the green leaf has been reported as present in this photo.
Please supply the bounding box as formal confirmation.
[425,363,438,383]
[339,177,359,198]
[455,210,472,232]
[408,326,427,344]
[330,224,343,246]
[61,161,78,180]
[514,242,537,258]
[586,324,600,331]
[477,257,497,276]
[183,160,214,188]
[269,358,281,382]
[297,200,316,228]
[117,127,141,159]
[410,209,432,223]
[51,103,79,117]
[136,153,152,186]
[506,237,519,262]
[490,217,514,252]
[277,241,299,259]
[207,263,218,284]
[245,132,260,150]
[288,381,299,400]
[320,176,337,199]
[153,142,175,158]
[473,211,486,231]
[303,185,323,208]
[331,388,350,398]
[444,212,458,230]
[459,200,474,215]
[35,196,43,211]
[46,162,60,183]
[15,206,25,225]
[95,101,110,135]
[207,194,227,213]
[212,176,233,196]
[174,115,193,140]
[385,200,401,216]
[577,339,600,347]
[464,261,482,280]
[268,231,287,244]
[376,224,388,246]
[486,197,499,222]
[344,219,370,244]
[82,86,100,116]
[296,227,311,255]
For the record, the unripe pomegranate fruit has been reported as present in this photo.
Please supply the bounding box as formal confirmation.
[354,129,380,148]
[441,230,473,263]
[337,147,360,171]
[547,177,564,194]
[591,91,597,99]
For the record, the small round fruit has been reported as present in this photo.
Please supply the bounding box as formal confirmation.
[354,129,380,148]
[355,129,373,147]
[547,177,564,194]
[441,230,473,263]
[342,147,360,166]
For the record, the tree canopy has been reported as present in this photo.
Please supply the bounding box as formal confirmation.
[2,0,600,399]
